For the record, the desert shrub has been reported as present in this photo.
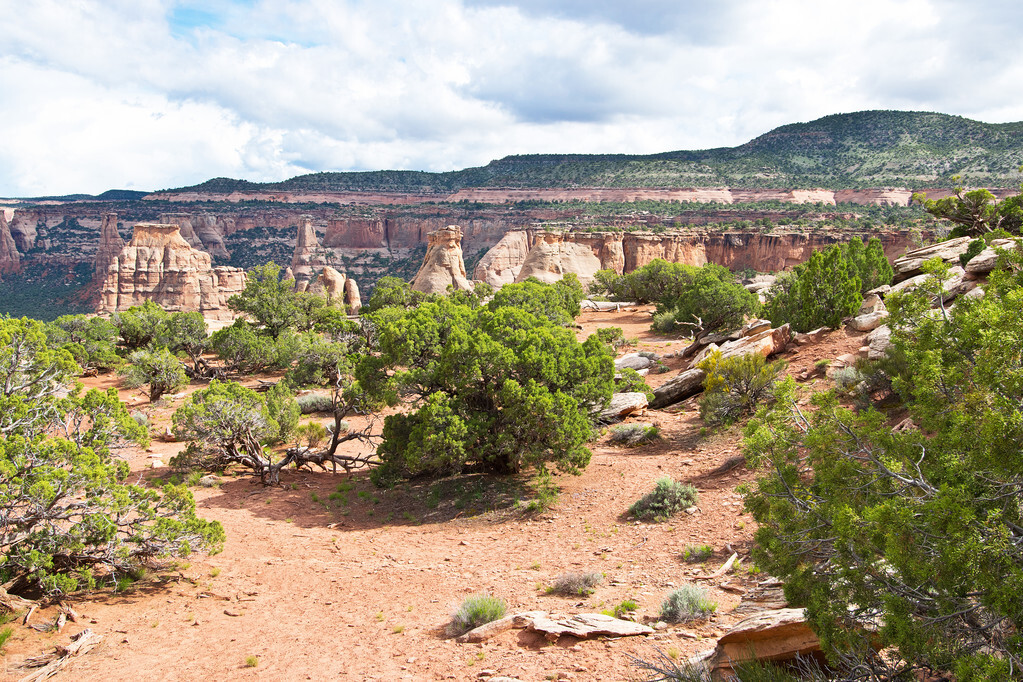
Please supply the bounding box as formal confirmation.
[264,381,300,445]
[131,410,150,428]
[660,585,716,623]
[831,366,863,393]
[46,314,122,373]
[296,392,334,414]
[764,245,862,332]
[361,276,426,313]
[629,477,698,521]
[523,467,560,513]
[0,317,223,596]
[743,249,1023,677]
[609,423,660,447]
[293,422,328,449]
[366,292,613,484]
[681,544,714,563]
[113,300,169,349]
[844,236,895,293]
[120,347,189,402]
[0,626,12,653]
[696,351,784,426]
[916,186,1023,238]
[488,274,585,325]
[959,238,986,267]
[602,598,639,619]
[209,320,300,372]
[594,326,626,350]
[449,594,507,636]
[631,650,713,682]
[615,368,653,401]
[548,571,603,596]
[227,262,301,339]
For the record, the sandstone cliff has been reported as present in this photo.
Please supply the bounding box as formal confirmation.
[514,232,604,287]
[93,212,125,279]
[475,229,917,286]
[9,210,39,253]
[410,226,473,294]
[291,215,325,286]
[0,210,21,275]
[98,223,245,318]
[159,212,230,259]
[473,230,531,286]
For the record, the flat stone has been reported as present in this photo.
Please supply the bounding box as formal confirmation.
[524,613,654,640]
[615,353,653,371]
[600,393,649,421]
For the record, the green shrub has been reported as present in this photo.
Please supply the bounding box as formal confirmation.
[120,347,189,402]
[697,351,784,426]
[602,598,639,619]
[831,366,863,393]
[609,423,660,447]
[681,544,714,563]
[764,244,863,332]
[594,326,626,350]
[294,422,328,449]
[523,467,560,513]
[631,651,712,682]
[659,585,716,623]
[296,392,333,414]
[0,626,13,652]
[959,238,986,267]
[615,368,653,400]
[449,594,507,636]
[629,477,698,521]
[548,571,603,596]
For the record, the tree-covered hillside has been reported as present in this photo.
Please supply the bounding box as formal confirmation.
[159,111,1023,194]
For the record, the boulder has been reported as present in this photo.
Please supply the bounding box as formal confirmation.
[848,310,888,332]
[858,293,886,315]
[411,225,473,294]
[650,368,707,409]
[696,324,790,363]
[793,326,830,345]
[524,613,654,641]
[740,319,772,337]
[705,608,822,680]
[892,237,972,282]
[600,392,648,421]
[615,353,654,371]
[964,239,1019,277]
[867,324,892,360]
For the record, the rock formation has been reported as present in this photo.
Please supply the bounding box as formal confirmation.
[473,230,531,286]
[93,212,124,279]
[159,212,230,259]
[291,215,327,287]
[0,210,21,275]
[304,265,361,314]
[8,210,38,253]
[474,229,917,287]
[410,225,473,294]
[514,232,603,287]
[98,223,245,318]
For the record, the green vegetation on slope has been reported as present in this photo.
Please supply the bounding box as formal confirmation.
[159,111,1023,194]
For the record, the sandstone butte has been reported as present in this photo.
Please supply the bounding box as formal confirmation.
[410,225,473,295]
[97,223,246,319]
[290,214,362,313]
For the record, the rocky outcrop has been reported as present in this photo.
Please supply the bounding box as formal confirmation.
[291,215,325,287]
[9,210,39,253]
[159,212,229,259]
[473,230,531,286]
[0,211,21,275]
[475,230,915,288]
[304,265,361,314]
[93,212,124,279]
[98,223,245,318]
[514,232,604,286]
[410,225,473,294]
[699,608,822,680]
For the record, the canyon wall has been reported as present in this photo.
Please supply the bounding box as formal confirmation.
[98,223,245,318]
[0,211,21,274]
[474,229,917,286]
[150,186,1020,208]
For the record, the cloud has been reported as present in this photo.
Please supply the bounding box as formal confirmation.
[0,0,1020,195]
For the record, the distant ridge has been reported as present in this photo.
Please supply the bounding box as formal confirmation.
[156,111,1023,195]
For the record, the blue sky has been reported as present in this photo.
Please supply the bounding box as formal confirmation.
[1,0,1021,196]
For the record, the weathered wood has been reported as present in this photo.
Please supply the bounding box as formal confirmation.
[17,628,103,682]
[649,368,706,409]
[695,552,738,581]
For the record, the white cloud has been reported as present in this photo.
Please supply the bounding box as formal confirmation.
[0,0,1020,195]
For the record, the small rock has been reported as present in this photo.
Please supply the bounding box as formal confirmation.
[149,460,164,469]
[654,621,668,631]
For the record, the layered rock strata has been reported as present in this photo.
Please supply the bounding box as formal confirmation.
[0,210,21,274]
[93,212,125,278]
[98,223,245,318]
[476,229,915,286]
[159,212,230,259]
[514,232,604,286]
[410,225,473,294]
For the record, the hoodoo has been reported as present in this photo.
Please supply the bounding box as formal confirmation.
[98,223,245,318]
[513,231,603,287]
[410,225,473,294]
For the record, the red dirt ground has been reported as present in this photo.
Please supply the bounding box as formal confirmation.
[0,308,868,681]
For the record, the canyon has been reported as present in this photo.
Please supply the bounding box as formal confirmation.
[0,184,954,319]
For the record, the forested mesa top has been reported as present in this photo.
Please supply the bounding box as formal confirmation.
[156,111,1023,195]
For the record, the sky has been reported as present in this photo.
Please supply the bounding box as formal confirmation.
[1,0,1021,196]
